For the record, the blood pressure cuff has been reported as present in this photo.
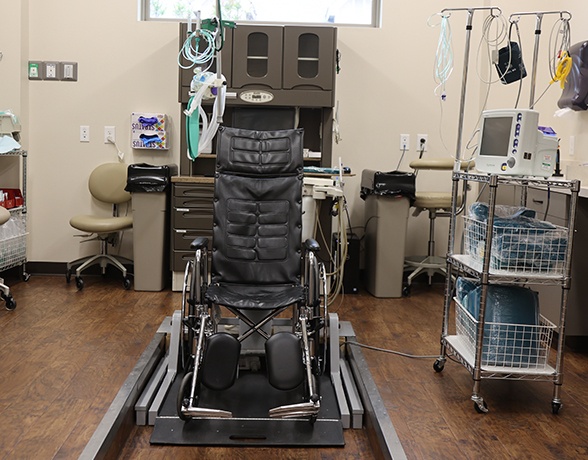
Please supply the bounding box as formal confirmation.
[495,41,527,84]
[558,41,588,111]
[360,170,416,204]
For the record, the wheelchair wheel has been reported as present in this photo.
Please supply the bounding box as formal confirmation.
[180,261,195,371]
[308,262,327,375]
[177,371,194,421]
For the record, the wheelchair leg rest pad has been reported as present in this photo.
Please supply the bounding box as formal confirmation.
[201,333,241,391]
[265,332,305,391]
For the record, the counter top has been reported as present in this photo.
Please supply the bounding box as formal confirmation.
[172,176,214,184]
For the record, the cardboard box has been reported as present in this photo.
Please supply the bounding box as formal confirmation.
[131,130,169,150]
[131,112,167,132]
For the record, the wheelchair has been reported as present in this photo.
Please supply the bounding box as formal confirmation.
[176,127,328,423]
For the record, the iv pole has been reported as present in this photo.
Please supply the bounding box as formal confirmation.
[508,10,572,109]
[437,7,502,414]
[440,7,502,172]
[438,7,502,254]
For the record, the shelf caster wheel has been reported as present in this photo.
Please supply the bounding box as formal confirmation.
[552,402,562,414]
[22,272,30,282]
[473,399,489,414]
[4,295,16,311]
[177,371,194,421]
[75,277,84,291]
[433,359,445,373]
[123,277,132,290]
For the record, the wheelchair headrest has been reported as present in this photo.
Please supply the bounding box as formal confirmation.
[216,126,304,176]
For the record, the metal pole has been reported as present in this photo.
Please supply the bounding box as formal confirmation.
[440,7,501,173]
[508,11,572,109]
[529,14,543,108]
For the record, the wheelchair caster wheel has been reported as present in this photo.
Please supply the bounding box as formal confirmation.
[123,277,132,290]
[75,277,84,290]
[4,295,16,311]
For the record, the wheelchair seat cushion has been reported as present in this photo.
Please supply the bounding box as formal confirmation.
[205,283,305,309]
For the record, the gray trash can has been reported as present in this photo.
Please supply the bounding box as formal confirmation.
[361,170,415,298]
[126,163,177,291]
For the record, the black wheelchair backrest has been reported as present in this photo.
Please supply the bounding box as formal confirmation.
[211,126,304,286]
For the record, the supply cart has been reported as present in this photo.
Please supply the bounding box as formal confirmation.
[433,171,579,414]
[0,148,29,310]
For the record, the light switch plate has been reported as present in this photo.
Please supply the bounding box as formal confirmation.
[60,62,78,81]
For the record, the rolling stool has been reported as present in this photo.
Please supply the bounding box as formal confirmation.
[403,158,473,295]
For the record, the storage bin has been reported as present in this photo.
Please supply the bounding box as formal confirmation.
[455,298,555,370]
[464,215,567,275]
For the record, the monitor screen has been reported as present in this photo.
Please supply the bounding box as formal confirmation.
[479,116,512,157]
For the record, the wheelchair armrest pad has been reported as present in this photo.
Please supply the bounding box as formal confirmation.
[190,237,209,250]
[304,238,321,253]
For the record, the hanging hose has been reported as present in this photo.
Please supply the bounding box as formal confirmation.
[429,13,453,100]
[551,51,572,89]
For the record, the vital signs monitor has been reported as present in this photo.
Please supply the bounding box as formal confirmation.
[476,109,557,178]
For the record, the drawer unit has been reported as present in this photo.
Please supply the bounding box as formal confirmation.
[173,206,214,230]
[527,187,569,227]
[173,228,214,251]
[172,182,214,271]
[173,250,205,273]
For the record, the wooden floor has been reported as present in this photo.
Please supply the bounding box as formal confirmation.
[1,274,588,459]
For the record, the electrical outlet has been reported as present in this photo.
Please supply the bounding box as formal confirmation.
[80,125,90,143]
[418,134,428,152]
[399,134,410,151]
[104,126,116,144]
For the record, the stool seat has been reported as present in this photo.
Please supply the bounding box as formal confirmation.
[69,215,133,234]
[0,207,10,226]
[414,192,453,210]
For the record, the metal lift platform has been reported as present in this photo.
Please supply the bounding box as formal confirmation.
[79,313,407,459]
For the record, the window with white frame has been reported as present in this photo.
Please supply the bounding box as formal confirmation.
[143,0,380,27]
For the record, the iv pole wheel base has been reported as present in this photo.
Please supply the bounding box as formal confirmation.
[552,401,562,414]
[433,359,445,372]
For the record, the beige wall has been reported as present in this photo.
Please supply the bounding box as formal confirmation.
[4,0,588,263]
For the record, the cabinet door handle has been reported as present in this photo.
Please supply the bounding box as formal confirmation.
[175,229,187,234]
[532,199,544,205]
[175,208,190,212]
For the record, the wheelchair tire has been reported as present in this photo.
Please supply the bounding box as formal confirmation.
[177,371,194,421]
